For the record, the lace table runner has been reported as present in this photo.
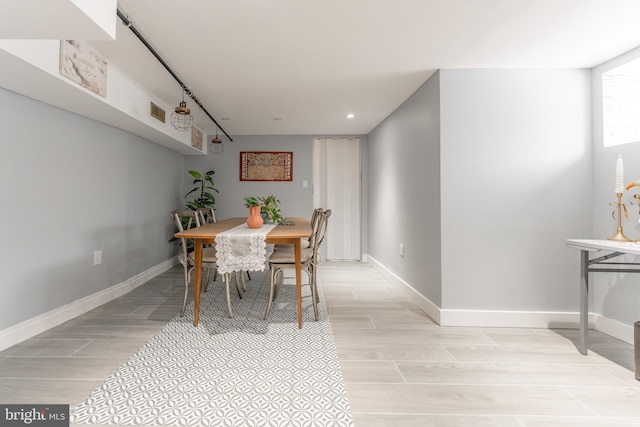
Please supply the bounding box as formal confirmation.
[214,223,276,274]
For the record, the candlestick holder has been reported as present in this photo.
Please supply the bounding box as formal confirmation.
[608,192,632,242]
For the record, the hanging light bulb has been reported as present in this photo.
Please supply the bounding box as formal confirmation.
[209,127,224,155]
[170,88,193,131]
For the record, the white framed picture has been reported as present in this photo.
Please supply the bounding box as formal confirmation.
[191,127,203,150]
[59,40,107,97]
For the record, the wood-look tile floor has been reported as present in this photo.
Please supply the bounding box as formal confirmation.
[321,262,640,426]
[1,261,639,426]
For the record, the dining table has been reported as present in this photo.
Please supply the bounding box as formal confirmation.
[174,216,312,328]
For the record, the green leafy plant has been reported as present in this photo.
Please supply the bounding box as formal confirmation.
[169,170,218,244]
[259,194,284,224]
[243,196,261,207]
[185,170,218,210]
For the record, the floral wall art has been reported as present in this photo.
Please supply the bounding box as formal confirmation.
[239,151,293,181]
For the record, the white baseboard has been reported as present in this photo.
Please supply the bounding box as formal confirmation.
[365,255,634,345]
[366,255,441,324]
[0,257,178,352]
[595,314,635,344]
[438,308,590,329]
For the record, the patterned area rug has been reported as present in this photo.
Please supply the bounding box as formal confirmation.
[70,268,353,427]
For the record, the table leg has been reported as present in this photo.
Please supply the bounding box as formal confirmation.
[579,249,589,355]
[295,238,302,329]
[193,240,203,327]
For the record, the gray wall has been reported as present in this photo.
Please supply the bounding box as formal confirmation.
[183,134,369,236]
[183,135,315,220]
[440,69,592,311]
[0,87,184,330]
[367,72,442,305]
[366,69,592,315]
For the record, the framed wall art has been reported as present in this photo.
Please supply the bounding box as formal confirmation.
[59,40,107,97]
[191,127,203,151]
[240,151,293,181]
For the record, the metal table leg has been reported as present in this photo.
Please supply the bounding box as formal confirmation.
[579,249,589,355]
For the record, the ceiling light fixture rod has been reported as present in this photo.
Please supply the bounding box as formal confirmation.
[116,8,232,142]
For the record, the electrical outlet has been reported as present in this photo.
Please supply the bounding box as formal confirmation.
[93,250,102,265]
[400,244,404,257]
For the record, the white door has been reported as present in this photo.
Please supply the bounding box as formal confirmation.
[313,137,361,260]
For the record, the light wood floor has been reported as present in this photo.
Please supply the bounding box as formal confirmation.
[1,261,639,426]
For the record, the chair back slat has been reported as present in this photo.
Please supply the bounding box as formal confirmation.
[310,209,331,263]
[196,207,217,226]
[172,209,196,229]
[171,209,199,262]
[307,208,323,244]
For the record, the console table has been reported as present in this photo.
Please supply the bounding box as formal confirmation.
[566,239,640,354]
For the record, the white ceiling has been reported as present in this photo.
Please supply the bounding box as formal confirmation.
[0,0,116,40]
[6,0,640,138]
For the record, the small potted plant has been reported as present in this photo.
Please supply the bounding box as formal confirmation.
[259,194,284,224]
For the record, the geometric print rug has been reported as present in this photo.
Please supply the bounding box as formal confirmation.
[70,267,354,427]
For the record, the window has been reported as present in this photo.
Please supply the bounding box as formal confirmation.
[602,57,640,147]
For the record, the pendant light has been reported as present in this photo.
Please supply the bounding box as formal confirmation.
[170,89,193,131]
[210,127,224,155]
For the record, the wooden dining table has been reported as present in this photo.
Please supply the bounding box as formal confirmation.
[174,216,312,328]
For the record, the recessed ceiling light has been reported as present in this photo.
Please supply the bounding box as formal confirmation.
[347,113,354,119]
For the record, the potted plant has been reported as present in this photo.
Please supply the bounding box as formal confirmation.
[259,194,284,224]
[169,170,219,244]
[185,170,218,211]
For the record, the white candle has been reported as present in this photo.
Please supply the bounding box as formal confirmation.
[615,154,624,194]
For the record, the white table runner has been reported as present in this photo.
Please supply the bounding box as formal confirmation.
[215,223,276,274]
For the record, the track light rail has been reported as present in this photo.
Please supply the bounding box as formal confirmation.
[116,8,232,142]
